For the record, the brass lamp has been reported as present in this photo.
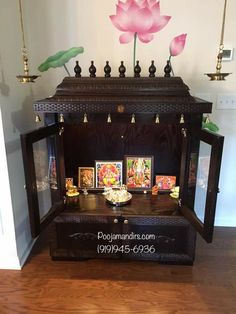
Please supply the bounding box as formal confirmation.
[16,0,39,83]
[205,0,231,80]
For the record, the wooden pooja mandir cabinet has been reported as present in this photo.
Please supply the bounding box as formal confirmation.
[21,74,224,265]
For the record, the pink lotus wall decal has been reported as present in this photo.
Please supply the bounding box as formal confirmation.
[110,0,171,69]
[169,33,187,57]
[168,33,187,75]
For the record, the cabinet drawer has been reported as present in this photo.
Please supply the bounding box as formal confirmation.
[120,216,196,264]
[50,214,121,260]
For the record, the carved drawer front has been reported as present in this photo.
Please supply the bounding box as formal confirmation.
[120,216,196,265]
[51,214,122,260]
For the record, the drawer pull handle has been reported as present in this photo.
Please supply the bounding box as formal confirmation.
[124,219,128,224]
[114,218,118,224]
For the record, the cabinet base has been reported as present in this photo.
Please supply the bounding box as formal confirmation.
[50,212,196,265]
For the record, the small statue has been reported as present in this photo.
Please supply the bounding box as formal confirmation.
[152,185,159,195]
[82,188,88,195]
[66,185,79,197]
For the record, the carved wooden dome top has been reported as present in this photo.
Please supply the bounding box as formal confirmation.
[34,77,212,114]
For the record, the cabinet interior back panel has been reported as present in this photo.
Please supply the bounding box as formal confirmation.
[63,123,182,186]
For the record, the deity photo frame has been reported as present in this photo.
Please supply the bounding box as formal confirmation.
[95,160,123,188]
[155,175,176,191]
[78,167,95,188]
[124,155,154,191]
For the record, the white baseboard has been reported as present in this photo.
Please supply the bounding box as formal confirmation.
[0,253,21,270]
[0,238,36,270]
[19,238,37,268]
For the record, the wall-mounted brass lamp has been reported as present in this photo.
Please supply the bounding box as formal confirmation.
[16,0,39,83]
[205,0,232,81]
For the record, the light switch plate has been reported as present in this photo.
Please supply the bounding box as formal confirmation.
[217,94,236,109]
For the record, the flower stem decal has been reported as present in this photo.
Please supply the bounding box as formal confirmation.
[133,32,137,69]
[110,0,171,71]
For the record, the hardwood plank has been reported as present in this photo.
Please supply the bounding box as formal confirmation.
[0,227,235,314]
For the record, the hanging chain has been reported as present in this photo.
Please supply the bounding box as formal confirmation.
[18,0,26,49]
[220,0,228,46]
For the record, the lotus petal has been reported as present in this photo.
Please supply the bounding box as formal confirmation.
[119,32,134,43]
[169,34,187,57]
[138,33,154,43]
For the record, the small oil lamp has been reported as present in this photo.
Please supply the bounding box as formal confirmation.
[16,0,39,83]
[205,0,231,81]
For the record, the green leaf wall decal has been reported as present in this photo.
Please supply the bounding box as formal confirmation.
[38,47,84,72]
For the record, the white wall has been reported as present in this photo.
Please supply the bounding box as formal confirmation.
[0,109,21,269]
[0,0,235,269]
[0,0,37,268]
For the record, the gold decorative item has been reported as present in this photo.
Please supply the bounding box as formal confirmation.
[180,114,185,124]
[83,113,88,123]
[66,185,80,197]
[35,114,41,123]
[16,0,39,83]
[131,114,136,123]
[155,114,160,124]
[59,126,64,136]
[205,0,231,80]
[59,113,64,123]
[107,113,112,123]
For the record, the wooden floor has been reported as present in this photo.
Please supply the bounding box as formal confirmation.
[0,227,236,314]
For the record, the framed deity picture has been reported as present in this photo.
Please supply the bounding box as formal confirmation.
[124,155,154,191]
[95,160,123,188]
[155,175,176,191]
[78,167,95,188]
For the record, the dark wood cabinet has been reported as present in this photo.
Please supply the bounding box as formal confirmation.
[50,194,196,264]
[21,76,224,264]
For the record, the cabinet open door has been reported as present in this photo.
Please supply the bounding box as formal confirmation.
[21,124,65,238]
[180,128,224,243]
